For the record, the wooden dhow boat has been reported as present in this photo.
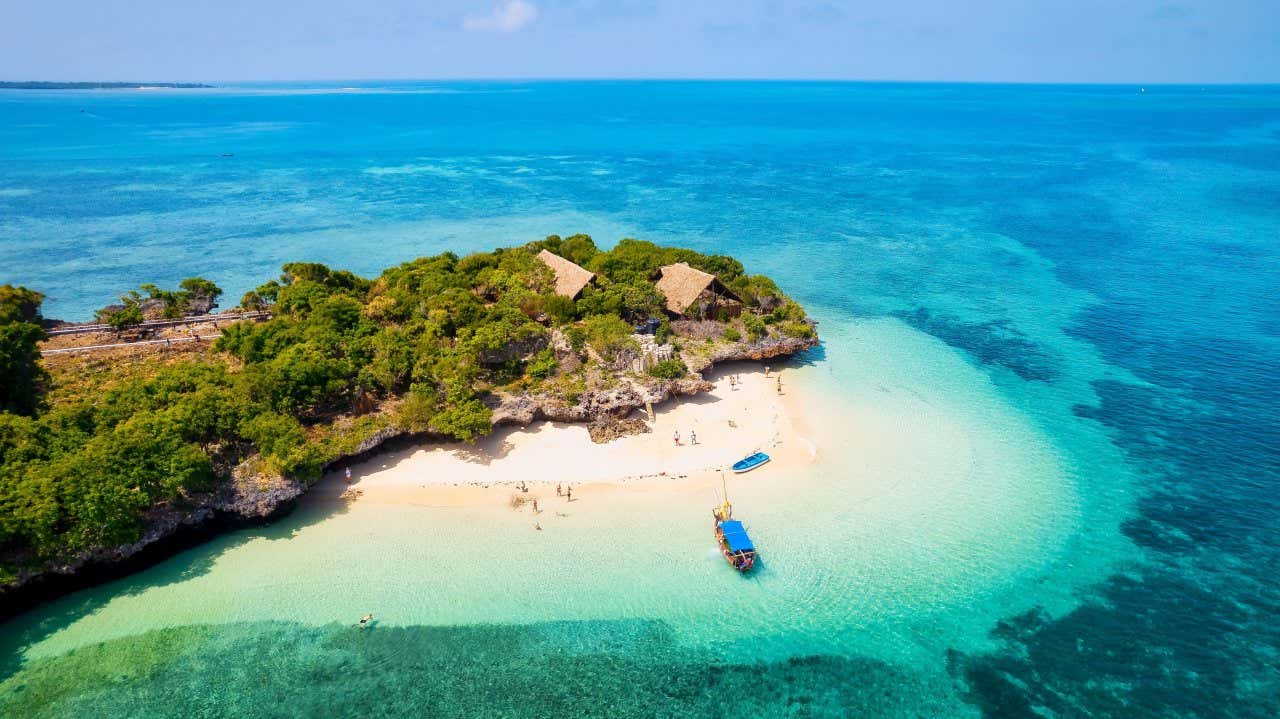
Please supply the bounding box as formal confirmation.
[712,500,757,573]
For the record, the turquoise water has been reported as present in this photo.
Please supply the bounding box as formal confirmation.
[2,82,1278,717]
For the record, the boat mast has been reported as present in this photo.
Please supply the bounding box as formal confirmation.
[719,471,732,519]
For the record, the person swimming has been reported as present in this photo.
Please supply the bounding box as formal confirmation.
[358,613,373,628]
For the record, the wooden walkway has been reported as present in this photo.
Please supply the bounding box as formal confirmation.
[42,334,223,356]
[45,310,270,337]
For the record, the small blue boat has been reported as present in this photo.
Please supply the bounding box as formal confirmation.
[731,451,770,473]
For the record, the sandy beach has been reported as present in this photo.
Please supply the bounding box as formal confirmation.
[320,362,816,512]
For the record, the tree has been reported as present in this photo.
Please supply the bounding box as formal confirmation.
[362,328,416,393]
[0,285,44,325]
[0,322,47,415]
[0,285,47,415]
[102,303,144,333]
[179,277,222,302]
[240,290,266,311]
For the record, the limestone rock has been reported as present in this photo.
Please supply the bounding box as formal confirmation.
[587,417,651,443]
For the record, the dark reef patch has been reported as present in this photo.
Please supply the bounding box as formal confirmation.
[1,619,962,718]
[951,180,1280,717]
[899,307,1058,382]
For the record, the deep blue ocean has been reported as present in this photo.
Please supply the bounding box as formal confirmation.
[1,82,1278,717]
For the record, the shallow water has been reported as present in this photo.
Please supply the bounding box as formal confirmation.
[1,82,1277,717]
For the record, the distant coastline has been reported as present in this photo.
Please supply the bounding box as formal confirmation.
[0,81,213,90]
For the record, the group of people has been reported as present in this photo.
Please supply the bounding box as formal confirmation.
[672,429,698,446]
[532,484,576,531]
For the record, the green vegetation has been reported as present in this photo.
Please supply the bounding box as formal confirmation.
[98,277,224,328]
[583,315,635,361]
[0,236,811,582]
[0,286,47,416]
[647,359,687,380]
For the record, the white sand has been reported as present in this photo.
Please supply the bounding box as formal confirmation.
[337,364,814,507]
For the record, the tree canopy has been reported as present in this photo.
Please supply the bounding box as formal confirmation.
[0,285,47,416]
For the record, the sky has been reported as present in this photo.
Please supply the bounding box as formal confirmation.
[1,1,1277,83]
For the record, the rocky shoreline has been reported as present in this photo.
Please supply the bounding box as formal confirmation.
[0,334,816,621]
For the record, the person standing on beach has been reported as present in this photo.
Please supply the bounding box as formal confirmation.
[566,486,573,502]
[674,431,681,446]
[556,484,562,497]
[532,498,539,513]
[345,467,352,483]
[777,376,783,394]
[690,430,697,445]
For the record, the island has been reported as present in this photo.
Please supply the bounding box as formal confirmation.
[0,235,817,616]
[0,81,213,90]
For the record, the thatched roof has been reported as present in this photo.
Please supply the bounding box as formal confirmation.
[537,249,595,298]
[654,262,739,315]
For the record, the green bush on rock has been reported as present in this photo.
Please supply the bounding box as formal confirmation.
[648,359,688,380]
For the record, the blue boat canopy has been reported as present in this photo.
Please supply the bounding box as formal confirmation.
[719,519,755,553]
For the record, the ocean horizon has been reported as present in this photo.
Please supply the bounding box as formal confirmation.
[1,80,1277,717]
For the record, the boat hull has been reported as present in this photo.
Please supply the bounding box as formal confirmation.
[720,547,756,572]
[731,452,770,473]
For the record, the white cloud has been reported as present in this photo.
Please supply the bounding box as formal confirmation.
[463,1,539,33]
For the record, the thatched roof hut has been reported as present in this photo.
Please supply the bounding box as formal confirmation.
[654,262,742,317]
[537,249,596,299]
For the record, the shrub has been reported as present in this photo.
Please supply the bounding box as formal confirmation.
[543,294,577,324]
[429,398,493,443]
[648,359,687,380]
[394,386,437,432]
[238,412,305,458]
[742,313,766,341]
[583,315,634,360]
[655,317,672,345]
[723,326,741,342]
[564,325,587,354]
[780,321,815,339]
[102,304,144,332]
[526,348,558,380]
